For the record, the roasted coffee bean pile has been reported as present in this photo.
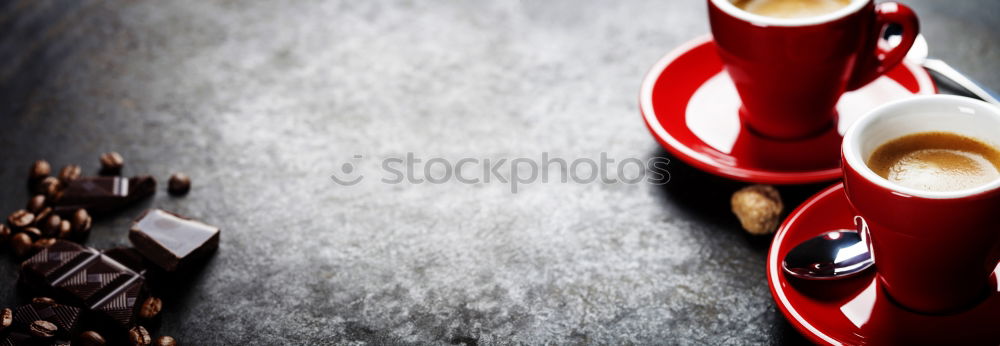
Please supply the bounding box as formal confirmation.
[5,198,92,259]
[0,152,213,346]
[4,157,112,259]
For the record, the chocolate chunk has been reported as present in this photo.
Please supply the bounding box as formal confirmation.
[101,247,172,295]
[19,241,148,331]
[0,332,32,346]
[54,176,156,216]
[6,302,81,341]
[102,248,149,274]
[129,209,219,272]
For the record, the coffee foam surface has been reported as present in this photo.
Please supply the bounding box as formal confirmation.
[731,0,852,19]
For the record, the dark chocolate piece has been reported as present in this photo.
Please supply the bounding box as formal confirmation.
[19,241,147,331]
[1,332,71,346]
[0,302,80,345]
[102,248,149,274]
[129,209,219,272]
[53,176,156,216]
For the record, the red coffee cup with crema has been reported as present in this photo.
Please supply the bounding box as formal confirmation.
[842,95,1000,314]
[707,0,919,140]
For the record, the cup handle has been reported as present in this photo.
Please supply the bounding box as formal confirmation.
[846,2,919,91]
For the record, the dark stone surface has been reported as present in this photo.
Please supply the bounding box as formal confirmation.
[0,0,997,344]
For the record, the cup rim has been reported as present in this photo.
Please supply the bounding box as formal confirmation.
[842,95,1000,199]
[710,0,869,27]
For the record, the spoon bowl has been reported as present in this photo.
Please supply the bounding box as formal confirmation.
[782,217,874,280]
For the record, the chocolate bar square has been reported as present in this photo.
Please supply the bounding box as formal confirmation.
[0,302,81,343]
[19,241,147,330]
[54,175,156,216]
[129,209,220,272]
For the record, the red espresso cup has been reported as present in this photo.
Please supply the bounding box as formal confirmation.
[842,95,1000,314]
[708,0,919,140]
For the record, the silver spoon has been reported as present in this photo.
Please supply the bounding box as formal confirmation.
[782,216,873,280]
[905,34,1000,106]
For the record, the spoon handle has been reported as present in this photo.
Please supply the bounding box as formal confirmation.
[923,59,1000,106]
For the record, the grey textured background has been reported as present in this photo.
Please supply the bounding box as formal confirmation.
[0,0,997,344]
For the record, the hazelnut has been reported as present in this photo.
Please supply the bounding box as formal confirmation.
[731,184,783,235]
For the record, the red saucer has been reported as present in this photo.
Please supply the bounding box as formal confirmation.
[639,36,936,184]
[769,184,1000,345]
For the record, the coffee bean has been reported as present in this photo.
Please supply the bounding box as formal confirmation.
[22,227,42,239]
[38,176,63,199]
[138,297,162,319]
[40,214,61,237]
[27,194,47,213]
[0,308,11,331]
[11,233,33,257]
[99,152,125,175]
[71,208,90,226]
[29,160,51,182]
[129,326,151,346]
[0,224,10,243]
[168,173,191,196]
[32,297,56,305]
[78,331,106,346]
[30,320,57,338]
[154,336,176,346]
[8,210,32,227]
[8,209,34,228]
[34,207,53,227]
[57,220,72,239]
[58,164,82,183]
[72,209,93,236]
[33,238,56,250]
[76,218,93,238]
